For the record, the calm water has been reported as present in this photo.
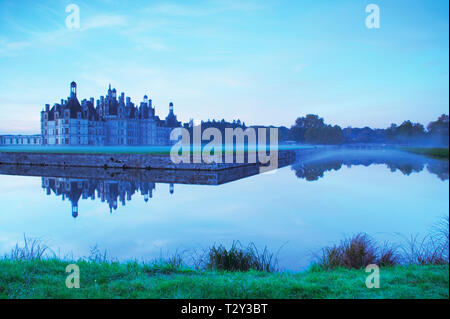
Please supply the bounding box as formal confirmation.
[0,149,448,271]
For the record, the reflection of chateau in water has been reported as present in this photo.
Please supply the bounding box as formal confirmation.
[41,177,174,218]
[1,149,446,218]
[291,151,449,182]
[1,158,293,218]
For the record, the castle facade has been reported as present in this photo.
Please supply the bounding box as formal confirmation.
[40,81,181,146]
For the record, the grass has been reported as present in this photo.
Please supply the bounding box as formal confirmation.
[202,241,278,272]
[401,147,449,159]
[0,259,447,299]
[1,227,449,299]
[317,217,449,270]
[317,233,401,270]
[9,234,52,261]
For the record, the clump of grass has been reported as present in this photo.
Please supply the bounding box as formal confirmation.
[377,242,401,267]
[151,249,185,269]
[432,216,449,259]
[8,234,52,261]
[165,251,184,268]
[318,217,449,270]
[400,234,448,265]
[318,233,382,269]
[203,241,277,272]
[87,244,109,263]
[399,216,449,265]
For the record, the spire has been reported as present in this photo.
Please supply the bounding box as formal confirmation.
[70,81,77,99]
[72,202,78,218]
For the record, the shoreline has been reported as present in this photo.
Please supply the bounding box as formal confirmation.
[0,259,447,299]
[401,147,449,160]
[0,150,296,171]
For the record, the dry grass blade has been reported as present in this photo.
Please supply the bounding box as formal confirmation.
[9,234,52,260]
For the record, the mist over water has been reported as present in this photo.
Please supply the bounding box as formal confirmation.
[0,149,448,271]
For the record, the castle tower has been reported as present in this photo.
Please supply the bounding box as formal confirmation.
[72,202,78,218]
[70,81,77,99]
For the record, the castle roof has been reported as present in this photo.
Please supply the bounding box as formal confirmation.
[165,110,180,127]
[66,97,83,118]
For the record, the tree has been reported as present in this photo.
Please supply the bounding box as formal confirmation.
[304,125,345,145]
[289,114,325,142]
[427,114,449,146]
[386,121,426,145]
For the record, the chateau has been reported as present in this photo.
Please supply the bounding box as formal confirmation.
[40,81,181,146]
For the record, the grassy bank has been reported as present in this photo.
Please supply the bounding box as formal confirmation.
[0,259,447,299]
[2,221,448,299]
[401,147,449,159]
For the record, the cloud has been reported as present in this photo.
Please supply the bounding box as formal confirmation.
[0,39,31,57]
[80,14,128,31]
[133,40,169,52]
[0,13,128,57]
[146,0,266,16]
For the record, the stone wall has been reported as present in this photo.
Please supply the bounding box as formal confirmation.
[0,150,295,171]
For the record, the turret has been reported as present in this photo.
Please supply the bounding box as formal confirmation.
[72,202,78,218]
[70,81,77,99]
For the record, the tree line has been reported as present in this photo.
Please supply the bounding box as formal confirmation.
[287,114,449,146]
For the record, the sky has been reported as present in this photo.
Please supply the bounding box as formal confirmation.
[0,0,448,134]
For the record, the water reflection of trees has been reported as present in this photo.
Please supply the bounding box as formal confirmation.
[291,154,449,181]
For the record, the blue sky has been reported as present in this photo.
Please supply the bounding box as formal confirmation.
[0,0,448,134]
